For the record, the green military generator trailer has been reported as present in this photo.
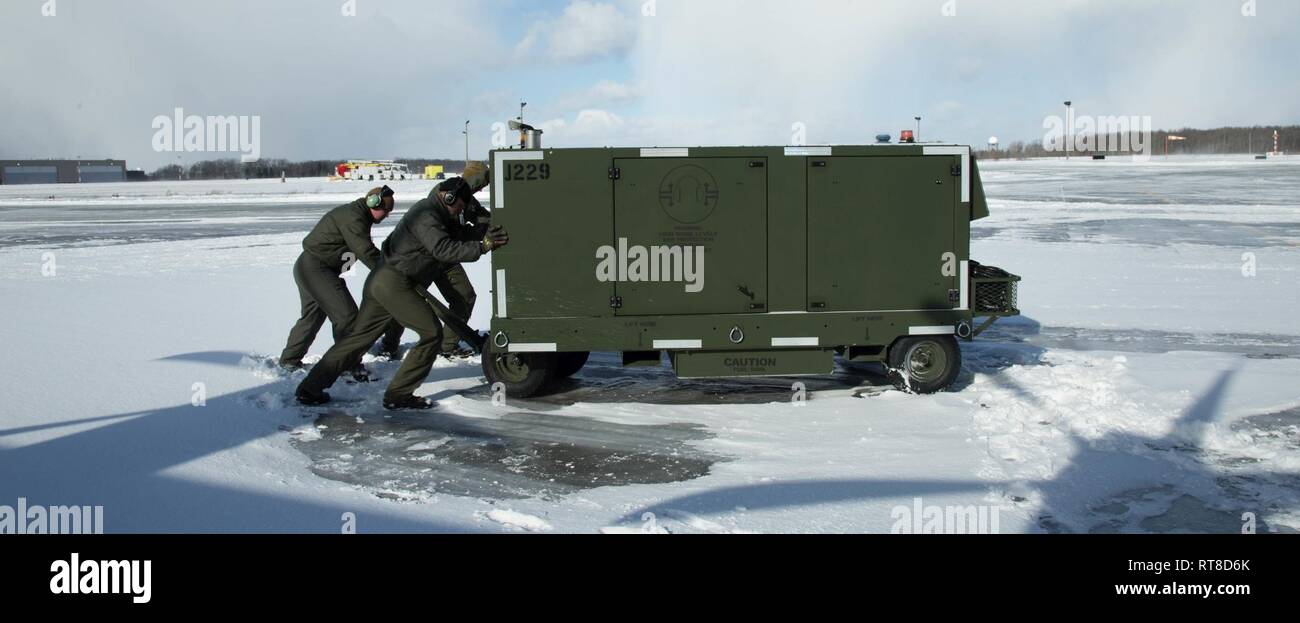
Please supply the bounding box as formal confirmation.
[481,142,1020,397]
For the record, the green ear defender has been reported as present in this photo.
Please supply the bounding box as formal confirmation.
[366,185,394,209]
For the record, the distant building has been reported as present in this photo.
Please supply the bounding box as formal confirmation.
[0,159,128,185]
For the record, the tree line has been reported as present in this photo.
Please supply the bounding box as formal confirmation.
[144,124,1298,177]
[977,125,1298,160]
[147,158,470,181]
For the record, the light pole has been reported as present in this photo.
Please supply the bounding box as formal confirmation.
[1063,101,1072,159]
[518,101,528,149]
[463,120,470,166]
[914,116,921,142]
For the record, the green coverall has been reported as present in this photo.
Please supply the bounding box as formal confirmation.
[279,199,402,368]
[297,183,486,401]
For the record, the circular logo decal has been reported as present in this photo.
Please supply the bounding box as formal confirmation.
[658,165,720,224]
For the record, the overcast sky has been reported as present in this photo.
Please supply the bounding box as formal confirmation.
[2,0,1296,170]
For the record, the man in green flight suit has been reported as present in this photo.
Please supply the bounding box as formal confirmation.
[431,161,491,359]
[295,174,509,410]
[279,186,404,377]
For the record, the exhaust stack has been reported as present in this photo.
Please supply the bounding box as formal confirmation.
[509,119,543,149]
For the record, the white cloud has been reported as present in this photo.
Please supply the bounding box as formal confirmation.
[3,0,1298,165]
[516,1,636,64]
[537,109,627,145]
[0,0,505,168]
[612,0,1300,149]
[554,80,644,113]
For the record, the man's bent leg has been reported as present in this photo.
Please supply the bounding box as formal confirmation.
[280,255,328,367]
[373,274,444,401]
[431,263,476,353]
[376,320,404,358]
[297,282,395,397]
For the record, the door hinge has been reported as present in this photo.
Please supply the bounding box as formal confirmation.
[811,161,828,168]
[608,167,621,180]
[609,296,623,309]
[810,301,827,310]
[951,164,962,177]
[748,160,765,168]
[948,289,961,303]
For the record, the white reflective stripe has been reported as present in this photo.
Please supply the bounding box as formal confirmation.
[922,145,970,203]
[784,146,832,157]
[921,146,968,155]
[771,337,819,347]
[492,151,544,210]
[910,326,956,336]
[956,260,969,311]
[653,339,702,349]
[495,269,507,318]
[640,148,688,158]
[509,343,557,353]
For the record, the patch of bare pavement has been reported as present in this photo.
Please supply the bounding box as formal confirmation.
[292,409,729,502]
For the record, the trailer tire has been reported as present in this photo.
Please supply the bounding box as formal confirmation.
[554,351,590,379]
[887,336,961,394]
[482,343,554,399]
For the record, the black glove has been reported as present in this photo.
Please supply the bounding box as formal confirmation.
[482,225,509,252]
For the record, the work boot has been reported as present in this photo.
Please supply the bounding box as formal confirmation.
[347,365,374,384]
[295,389,331,406]
[376,346,404,362]
[280,360,305,372]
[382,394,435,411]
[440,345,475,361]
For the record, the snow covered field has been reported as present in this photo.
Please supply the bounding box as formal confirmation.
[1,156,1297,533]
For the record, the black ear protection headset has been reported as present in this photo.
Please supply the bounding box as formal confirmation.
[366,185,395,209]
[440,178,470,207]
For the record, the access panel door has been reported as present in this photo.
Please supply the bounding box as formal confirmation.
[807,156,956,312]
[612,157,767,316]
[491,150,616,320]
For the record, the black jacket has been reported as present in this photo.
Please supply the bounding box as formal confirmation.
[381,186,484,282]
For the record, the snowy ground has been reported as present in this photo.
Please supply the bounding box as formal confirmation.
[1,155,1298,533]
